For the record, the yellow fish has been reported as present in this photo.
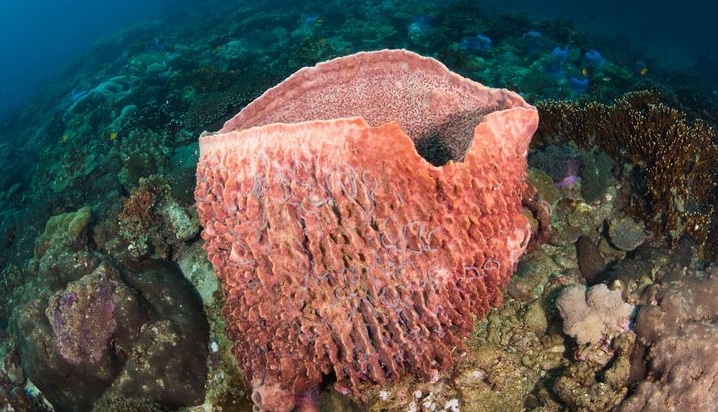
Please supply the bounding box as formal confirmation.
[581,67,589,76]
[640,67,649,75]
[61,133,68,143]
[109,132,118,141]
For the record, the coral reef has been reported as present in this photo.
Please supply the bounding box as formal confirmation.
[528,145,616,202]
[578,149,615,203]
[61,76,135,140]
[33,205,92,259]
[196,49,540,410]
[1,0,717,410]
[12,208,209,411]
[117,176,199,260]
[536,90,718,250]
[528,144,579,183]
[619,265,718,411]
[117,178,163,259]
[117,129,172,188]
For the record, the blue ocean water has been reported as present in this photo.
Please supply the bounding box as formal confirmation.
[0,0,202,117]
[481,0,718,87]
[0,0,716,120]
[0,0,716,410]
[0,0,716,119]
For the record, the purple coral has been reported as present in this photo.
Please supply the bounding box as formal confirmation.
[555,158,581,189]
[47,266,118,365]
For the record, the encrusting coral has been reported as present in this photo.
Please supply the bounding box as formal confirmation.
[47,267,119,366]
[195,49,541,411]
[619,264,718,411]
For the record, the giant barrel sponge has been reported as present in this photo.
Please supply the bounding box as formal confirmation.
[195,49,539,411]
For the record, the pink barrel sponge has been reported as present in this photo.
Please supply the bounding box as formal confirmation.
[195,49,538,411]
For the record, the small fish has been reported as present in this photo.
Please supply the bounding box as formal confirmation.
[61,133,68,143]
[640,67,649,75]
[109,132,118,141]
[581,67,589,76]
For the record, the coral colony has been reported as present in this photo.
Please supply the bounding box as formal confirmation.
[196,49,540,411]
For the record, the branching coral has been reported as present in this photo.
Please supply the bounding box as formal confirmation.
[536,90,718,251]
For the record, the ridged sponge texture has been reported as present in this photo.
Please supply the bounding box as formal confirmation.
[195,49,537,410]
